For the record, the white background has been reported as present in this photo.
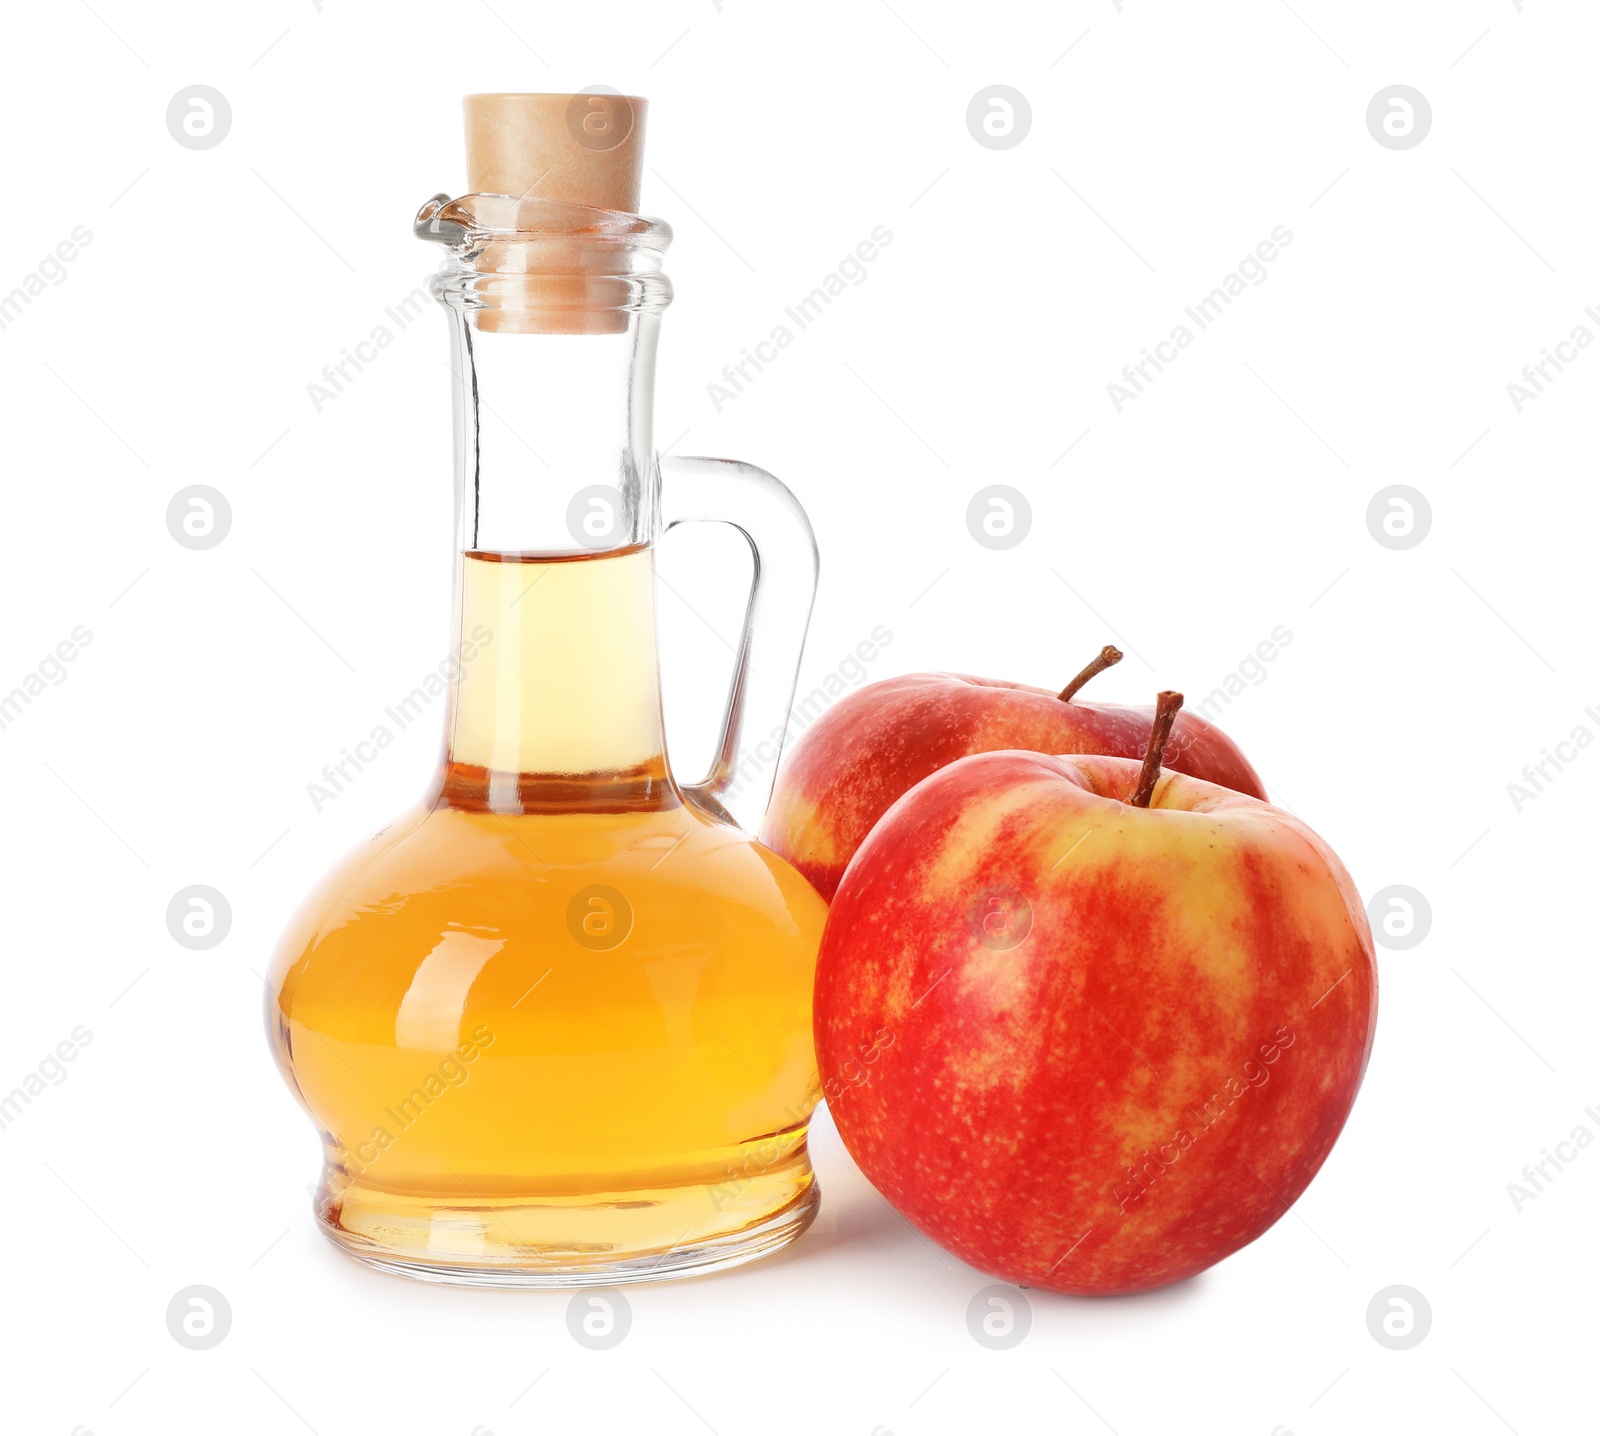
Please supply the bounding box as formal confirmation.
[2,1,1595,1432]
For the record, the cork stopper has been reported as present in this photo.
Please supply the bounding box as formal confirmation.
[464,93,647,209]
[460,93,648,336]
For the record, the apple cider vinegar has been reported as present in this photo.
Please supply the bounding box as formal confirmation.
[271,546,825,1279]
[266,93,830,1284]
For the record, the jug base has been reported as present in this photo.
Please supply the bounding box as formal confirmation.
[315,1162,820,1287]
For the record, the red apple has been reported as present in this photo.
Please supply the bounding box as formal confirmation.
[761,647,1266,901]
[814,694,1376,1295]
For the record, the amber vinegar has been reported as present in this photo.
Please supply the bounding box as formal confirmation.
[269,546,826,1280]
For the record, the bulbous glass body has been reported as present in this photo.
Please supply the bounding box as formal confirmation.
[269,771,825,1283]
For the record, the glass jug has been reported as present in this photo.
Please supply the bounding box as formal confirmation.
[265,134,827,1285]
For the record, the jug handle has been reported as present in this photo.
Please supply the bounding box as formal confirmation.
[659,455,819,833]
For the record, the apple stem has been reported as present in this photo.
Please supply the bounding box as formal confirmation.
[1057,644,1124,703]
[1129,690,1184,808]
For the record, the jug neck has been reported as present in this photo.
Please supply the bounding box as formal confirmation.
[419,193,679,811]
